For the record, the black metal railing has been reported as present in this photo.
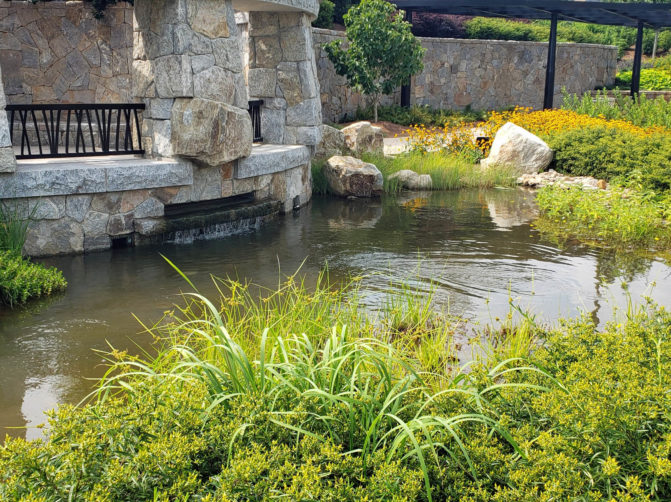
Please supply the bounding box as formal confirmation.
[248,100,263,143]
[6,103,145,159]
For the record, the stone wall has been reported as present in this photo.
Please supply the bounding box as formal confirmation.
[133,0,252,164]
[0,0,133,104]
[0,64,15,172]
[313,28,618,122]
[241,11,321,146]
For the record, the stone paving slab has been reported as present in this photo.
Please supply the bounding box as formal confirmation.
[235,144,310,179]
[0,156,192,199]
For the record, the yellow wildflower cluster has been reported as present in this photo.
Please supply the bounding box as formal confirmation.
[404,105,670,157]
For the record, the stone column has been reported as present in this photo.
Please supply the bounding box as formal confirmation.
[0,65,16,173]
[133,0,252,166]
[246,11,321,146]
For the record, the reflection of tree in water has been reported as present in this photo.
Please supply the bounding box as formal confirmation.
[595,249,654,285]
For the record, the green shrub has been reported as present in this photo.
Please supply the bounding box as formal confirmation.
[465,17,547,42]
[353,104,488,127]
[313,0,335,29]
[546,125,671,192]
[3,272,671,500]
[0,251,67,306]
[616,68,671,90]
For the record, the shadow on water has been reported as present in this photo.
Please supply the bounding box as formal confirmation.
[1,188,670,440]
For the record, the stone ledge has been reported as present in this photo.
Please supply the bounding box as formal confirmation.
[0,156,192,199]
[235,144,310,179]
[232,0,319,16]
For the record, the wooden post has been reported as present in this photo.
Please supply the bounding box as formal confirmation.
[631,21,644,98]
[543,11,558,110]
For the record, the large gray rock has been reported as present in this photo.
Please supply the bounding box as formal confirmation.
[324,155,383,197]
[388,170,432,190]
[481,122,553,174]
[342,121,384,154]
[316,124,345,158]
[171,97,252,166]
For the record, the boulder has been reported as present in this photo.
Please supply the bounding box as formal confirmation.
[481,122,553,174]
[324,155,383,197]
[171,97,252,167]
[341,121,384,154]
[388,169,432,190]
[316,124,345,158]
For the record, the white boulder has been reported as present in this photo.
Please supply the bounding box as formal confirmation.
[481,122,553,174]
[388,169,433,190]
[324,155,383,197]
[341,121,384,154]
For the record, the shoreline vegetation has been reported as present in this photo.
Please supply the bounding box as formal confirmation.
[0,204,66,307]
[2,270,671,500]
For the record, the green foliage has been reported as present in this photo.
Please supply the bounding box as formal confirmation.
[353,104,488,127]
[4,270,671,501]
[534,185,671,250]
[546,125,671,192]
[360,151,518,192]
[0,251,67,306]
[313,0,335,29]
[463,17,671,57]
[562,89,671,129]
[616,68,671,90]
[325,0,425,121]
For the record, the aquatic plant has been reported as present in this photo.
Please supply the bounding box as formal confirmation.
[0,251,67,307]
[534,185,671,251]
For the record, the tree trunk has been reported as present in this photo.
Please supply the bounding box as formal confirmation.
[653,30,659,61]
[373,99,378,123]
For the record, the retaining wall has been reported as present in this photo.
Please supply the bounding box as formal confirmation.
[313,28,618,122]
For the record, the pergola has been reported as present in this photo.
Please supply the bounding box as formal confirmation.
[393,0,671,109]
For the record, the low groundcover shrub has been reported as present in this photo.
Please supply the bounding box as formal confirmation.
[3,271,671,501]
[0,251,67,306]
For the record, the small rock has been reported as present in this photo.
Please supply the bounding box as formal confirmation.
[324,155,383,197]
[481,122,553,174]
[341,121,384,154]
[388,169,433,190]
[597,179,607,190]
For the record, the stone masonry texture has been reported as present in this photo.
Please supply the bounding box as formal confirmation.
[0,0,134,104]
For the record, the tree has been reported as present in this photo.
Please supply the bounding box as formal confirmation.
[325,0,425,122]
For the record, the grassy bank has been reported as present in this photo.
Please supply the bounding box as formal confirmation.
[534,185,671,252]
[0,204,67,307]
[312,151,518,195]
[2,270,671,500]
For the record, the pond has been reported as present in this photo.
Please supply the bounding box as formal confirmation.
[2,189,671,441]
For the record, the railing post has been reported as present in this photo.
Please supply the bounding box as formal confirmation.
[543,11,558,110]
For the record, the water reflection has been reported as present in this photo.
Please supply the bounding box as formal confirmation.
[1,189,669,440]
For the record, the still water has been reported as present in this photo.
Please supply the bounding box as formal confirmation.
[2,189,671,440]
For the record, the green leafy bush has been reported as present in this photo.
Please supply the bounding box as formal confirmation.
[353,104,488,127]
[0,251,67,306]
[546,125,671,192]
[616,68,671,90]
[313,0,335,29]
[3,272,671,501]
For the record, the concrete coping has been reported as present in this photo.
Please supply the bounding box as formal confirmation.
[0,156,192,199]
[232,0,319,16]
[235,144,311,179]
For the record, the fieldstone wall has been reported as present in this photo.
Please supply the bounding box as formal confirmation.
[133,0,252,164]
[240,11,321,146]
[0,0,133,104]
[0,64,15,172]
[313,28,618,122]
